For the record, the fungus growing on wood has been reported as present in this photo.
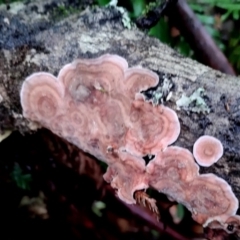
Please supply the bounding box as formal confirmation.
[205,214,240,236]
[123,67,159,100]
[224,215,240,235]
[193,135,224,167]
[20,54,239,234]
[103,151,147,204]
[187,174,238,226]
[147,146,199,182]
[125,101,180,156]
[146,147,199,206]
[20,54,166,203]
[20,54,176,161]
[20,73,65,123]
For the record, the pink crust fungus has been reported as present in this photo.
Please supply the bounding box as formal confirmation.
[146,146,199,203]
[193,135,224,167]
[20,54,239,231]
[147,146,199,182]
[103,151,148,204]
[207,215,240,236]
[187,174,238,226]
[224,215,240,235]
[20,54,180,203]
[20,54,180,161]
[125,101,180,156]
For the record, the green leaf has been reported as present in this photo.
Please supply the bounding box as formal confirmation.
[216,3,240,11]
[92,201,106,217]
[148,18,171,43]
[204,25,219,37]
[130,0,146,18]
[221,10,232,21]
[233,10,239,20]
[196,14,214,25]
[189,3,204,12]
[97,0,111,6]
[177,39,193,57]
[230,38,240,47]
[177,204,185,219]
[11,164,32,190]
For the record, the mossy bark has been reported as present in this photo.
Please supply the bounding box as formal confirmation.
[1,0,240,204]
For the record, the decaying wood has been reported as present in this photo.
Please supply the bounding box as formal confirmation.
[1,0,240,206]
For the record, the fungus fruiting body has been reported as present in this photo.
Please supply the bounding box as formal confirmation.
[125,101,180,156]
[103,151,148,204]
[193,135,224,167]
[147,146,199,182]
[20,54,239,232]
[187,174,238,226]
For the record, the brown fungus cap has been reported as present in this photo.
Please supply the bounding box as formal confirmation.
[187,173,238,226]
[193,135,224,167]
[58,54,128,100]
[149,178,188,207]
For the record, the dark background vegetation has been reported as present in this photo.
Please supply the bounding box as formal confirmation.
[97,0,240,74]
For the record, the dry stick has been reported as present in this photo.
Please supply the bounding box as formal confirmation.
[105,187,190,240]
[123,202,190,240]
[167,0,236,75]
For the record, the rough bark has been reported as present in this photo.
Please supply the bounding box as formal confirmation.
[1,0,240,205]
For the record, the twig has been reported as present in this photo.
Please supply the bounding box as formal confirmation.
[106,187,191,240]
[167,0,235,75]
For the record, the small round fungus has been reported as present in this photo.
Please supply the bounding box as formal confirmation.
[193,135,223,167]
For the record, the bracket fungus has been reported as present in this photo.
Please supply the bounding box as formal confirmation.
[193,135,224,167]
[125,100,180,156]
[146,147,199,203]
[103,151,147,204]
[224,215,240,235]
[187,174,238,226]
[206,215,240,236]
[20,54,239,233]
[147,146,199,183]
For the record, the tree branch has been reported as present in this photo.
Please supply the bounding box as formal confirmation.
[0,0,240,223]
